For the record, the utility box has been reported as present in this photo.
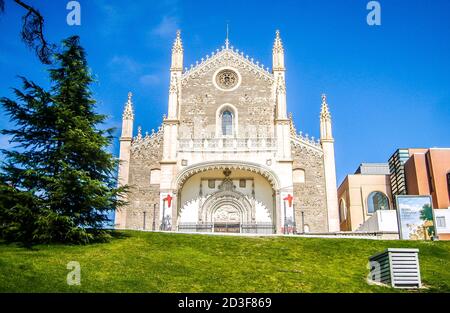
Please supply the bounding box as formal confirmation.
[369,248,421,288]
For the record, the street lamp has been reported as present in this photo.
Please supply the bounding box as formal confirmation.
[143,210,147,230]
[152,203,156,231]
[161,199,166,230]
[301,211,305,234]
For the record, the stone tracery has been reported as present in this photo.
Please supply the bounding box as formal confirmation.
[216,69,239,89]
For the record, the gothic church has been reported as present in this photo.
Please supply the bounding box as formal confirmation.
[115,30,339,234]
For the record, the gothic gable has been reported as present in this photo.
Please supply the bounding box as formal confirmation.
[179,47,276,140]
[181,47,274,85]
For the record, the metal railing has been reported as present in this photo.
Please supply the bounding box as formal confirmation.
[241,223,275,234]
[177,222,275,234]
[177,223,213,233]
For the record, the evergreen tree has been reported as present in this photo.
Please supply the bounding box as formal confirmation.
[0,36,125,245]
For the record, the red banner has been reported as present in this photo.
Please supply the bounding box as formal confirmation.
[283,194,293,207]
[163,194,173,208]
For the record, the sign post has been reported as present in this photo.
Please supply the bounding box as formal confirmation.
[283,194,294,234]
[160,199,166,230]
[161,194,173,231]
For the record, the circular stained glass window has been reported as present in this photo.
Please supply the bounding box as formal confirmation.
[215,69,239,90]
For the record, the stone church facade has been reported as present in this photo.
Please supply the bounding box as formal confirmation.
[115,30,339,234]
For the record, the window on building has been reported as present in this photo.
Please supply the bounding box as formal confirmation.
[222,110,233,136]
[436,216,446,228]
[239,179,246,188]
[339,199,347,223]
[367,191,390,214]
[208,179,215,189]
[447,172,450,202]
[426,152,434,193]
[150,169,161,185]
[293,168,305,184]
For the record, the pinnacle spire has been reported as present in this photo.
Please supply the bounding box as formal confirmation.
[172,29,183,53]
[171,30,184,71]
[273,29,284,53]
[122,92,134,120]
[136,125,142,140]
[272,29,285,72]
[320,93,331,120]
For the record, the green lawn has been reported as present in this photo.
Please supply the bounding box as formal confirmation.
[0,231,449,292]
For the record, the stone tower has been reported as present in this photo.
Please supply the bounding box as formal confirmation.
[116,92,134,228]
[320,94,339,231]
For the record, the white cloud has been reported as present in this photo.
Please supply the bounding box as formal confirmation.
[106,55,164,91]
[97,2,124,36]
[108,55,143,74]
[151,16,179,38]
[139,74,160,87]
[107,55,147,83]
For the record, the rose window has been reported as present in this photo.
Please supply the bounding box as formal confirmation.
[215,69,239,89]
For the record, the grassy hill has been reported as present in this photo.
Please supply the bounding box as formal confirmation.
[0,231,449,293]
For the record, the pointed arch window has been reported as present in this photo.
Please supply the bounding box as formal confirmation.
[222,110,233,136]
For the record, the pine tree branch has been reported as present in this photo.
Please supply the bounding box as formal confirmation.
[14,0,55,64]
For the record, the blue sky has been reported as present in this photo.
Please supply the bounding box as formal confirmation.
[0,0,449,186]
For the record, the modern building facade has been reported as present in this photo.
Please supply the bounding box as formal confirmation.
[387,148,437,205]
[115,31,340,234]
[388,149,411,197]
[404,148,450,210]
[403,148,450,240]
[337,163,393,231]
[339,149,450,239]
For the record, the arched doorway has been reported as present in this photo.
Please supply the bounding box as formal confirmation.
[202,189,253,233]
[176,163,278,234]
[212,203,242,233]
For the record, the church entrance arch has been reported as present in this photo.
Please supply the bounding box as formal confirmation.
[201,186,253,233]
[176,162,280,234]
